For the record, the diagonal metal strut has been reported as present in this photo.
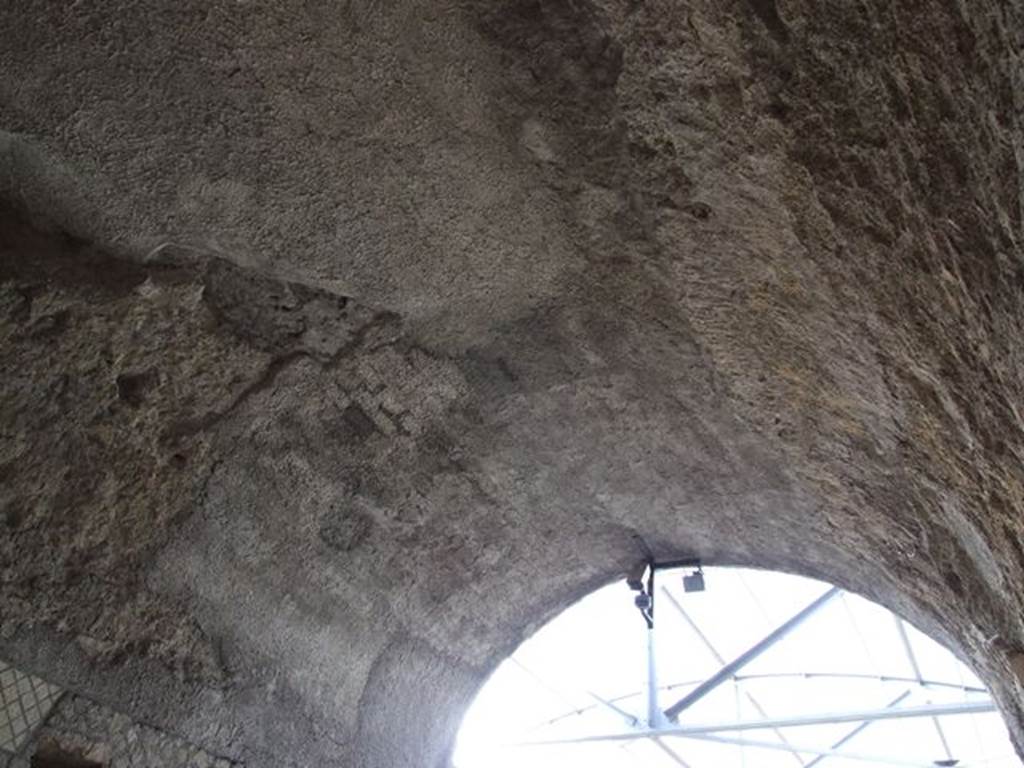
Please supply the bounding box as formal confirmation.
[803,689,912,768]
[661,586,806,766]
[894,616,955,762]
[664,586,841,721]
[675,732,938,768]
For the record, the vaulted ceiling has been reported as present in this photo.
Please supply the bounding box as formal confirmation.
[1,1,1023,765]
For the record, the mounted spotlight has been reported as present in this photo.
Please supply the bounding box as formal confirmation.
[626,560,654,628]
[683,567,705,593]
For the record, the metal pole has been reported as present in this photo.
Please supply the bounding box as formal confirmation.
[645,563,665,729]
[528,674,985,733]
[895,617,955,762]
[803,689,912,768]
[664,699,999,735]
[675,732,938,768]
[731,672,985,694]
[510,658,638,730]
[652,737,693,767]
[664,587,842,720]
[647,626,662,729]
[518,699,997,745]
[661,587,806,766]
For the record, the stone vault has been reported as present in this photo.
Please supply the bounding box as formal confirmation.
[1,0,1023,765]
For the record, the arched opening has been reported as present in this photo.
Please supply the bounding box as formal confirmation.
[456,565,1020,768]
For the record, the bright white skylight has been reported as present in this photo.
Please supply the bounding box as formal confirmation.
[455,566,1022,768]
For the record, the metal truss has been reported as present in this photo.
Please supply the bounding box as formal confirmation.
[524,699,996,745]
[508,565,1002,768]
[534,674,987,731]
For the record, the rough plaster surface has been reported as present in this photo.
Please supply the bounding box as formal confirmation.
[0,0,1023,766]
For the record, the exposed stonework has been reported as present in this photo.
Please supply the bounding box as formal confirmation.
[0,0,1022,766]
[7,687,238,768]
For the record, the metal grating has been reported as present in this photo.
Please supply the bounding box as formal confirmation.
[40,694,238,768]
[0,661,237,767]
[0,660,62,756]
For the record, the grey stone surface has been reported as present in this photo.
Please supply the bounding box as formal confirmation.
[0,0,1022,766]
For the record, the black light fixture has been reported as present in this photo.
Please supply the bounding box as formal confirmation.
[683,566,705,593]
[626,561,650,593]
[626,558,705,628]
[626,561,654,628]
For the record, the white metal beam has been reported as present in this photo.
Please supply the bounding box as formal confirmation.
[803,689,912,768]
[675,731,939,768]
[895,616,955,762]
[518,698,997,746]
[663,587,841,720]
[651,736,693,768]
[661,586,806,767]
